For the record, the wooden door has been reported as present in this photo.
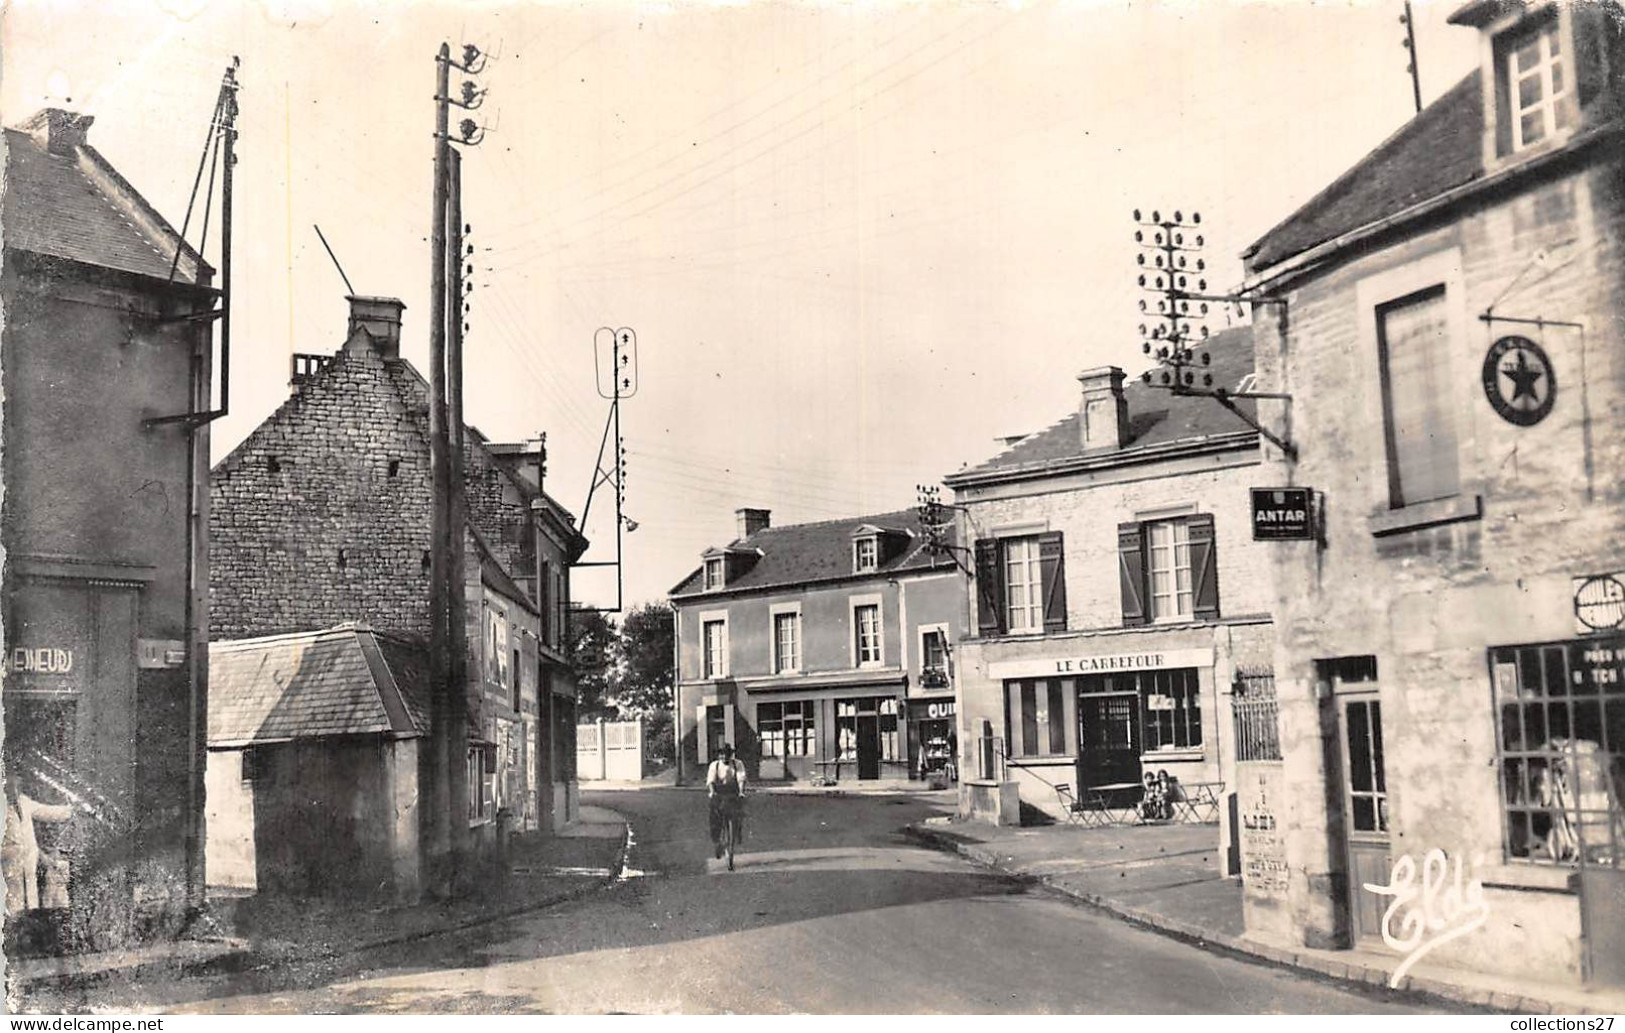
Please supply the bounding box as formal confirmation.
[1077,693,1141,790]
[1340,693,1392,946]
[856,715,880,780]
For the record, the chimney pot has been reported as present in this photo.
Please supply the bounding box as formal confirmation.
[736,508,771,540]
[346,295,406,360]
[25,108,94,156]
[1077,366,1129,451]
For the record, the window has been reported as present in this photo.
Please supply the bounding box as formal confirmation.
[773,611,800,673]
[836,696,899,763]
[758,701,815,758]
[704,557,724,590]
[1492,636,1623,868]
[1117,516,1217,627]
[1004,536,1043,631]
[1146,519,1194,622]
[1377,287,1460,508]
[1006,679,1070,758]
[1505,16,1570,151]
[854,536,878,573]
[975,532,1067,636]
[469,746,495,824]
[488,609,511,688]
[1140,668,1202,751]
[854,603,881,666]
[703,619,727,679]
[920,626,949,688]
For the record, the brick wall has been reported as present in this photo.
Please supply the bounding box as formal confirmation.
[209,331,433,638]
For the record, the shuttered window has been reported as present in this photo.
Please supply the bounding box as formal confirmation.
[1377,287,1460,508]
[975,532,1067,636]
[1119,514,1219,626]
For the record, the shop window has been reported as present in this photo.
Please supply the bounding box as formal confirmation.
[835,697,900,762]
[974,533,1067,637]
[1006,679,1070,758]
[758,701,815,758]
[1141,669,1203,751]
[1492,637,1624,867]
[1117,515,1218,626]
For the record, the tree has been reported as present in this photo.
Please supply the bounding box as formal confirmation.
[568,607,618,720]
[614,601,675,716]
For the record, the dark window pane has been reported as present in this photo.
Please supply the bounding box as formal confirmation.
[1021,683,1038,757]
[1544,647,1570,698]
[1048,682,1067,755]
[1371,701,1386,793]
[1353,796,1376,832]
[1348,702,1373,793]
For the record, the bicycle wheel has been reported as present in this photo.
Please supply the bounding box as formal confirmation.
[724,814,736,871]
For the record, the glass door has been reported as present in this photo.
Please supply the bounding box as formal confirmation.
[1340,692,1391,946]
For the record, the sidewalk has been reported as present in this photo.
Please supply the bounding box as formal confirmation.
[8,807,630,1008]
[907,816,1625,1016]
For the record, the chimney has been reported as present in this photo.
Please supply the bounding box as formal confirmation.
[1077,366,1129,451]
[347,295,406,360]
[736,508,771,540]
[24,108,94,156]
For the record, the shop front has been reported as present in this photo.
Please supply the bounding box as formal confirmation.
[980,645,1228,821]
[734,684,907,783]
[906,696,957,781]
[4,575,146,954]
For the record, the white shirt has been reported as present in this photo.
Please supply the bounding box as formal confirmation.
[706,758,745,793]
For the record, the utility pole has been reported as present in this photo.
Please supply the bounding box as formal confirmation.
[577,328,637,614]
[425,41,453,899]
[433,40,489,896]
[1401,1,1423,115]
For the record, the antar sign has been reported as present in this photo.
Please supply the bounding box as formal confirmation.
[1251,487,1314,540]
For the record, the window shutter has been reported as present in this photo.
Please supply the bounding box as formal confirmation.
[1188,513,1220,621]
[1039,531,1068,632]
[974,539,1004,636]
[1117,522,1148,627]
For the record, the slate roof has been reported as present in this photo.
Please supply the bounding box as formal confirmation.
[669,507,956,599]
[209,624,429,747]
[945,325,1258,484]
[1245,72,1485,271]
[3,113,209,284]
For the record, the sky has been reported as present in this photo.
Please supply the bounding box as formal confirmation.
[0,0,1482,611]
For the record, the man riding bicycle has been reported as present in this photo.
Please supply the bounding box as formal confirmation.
[706,743,746,859]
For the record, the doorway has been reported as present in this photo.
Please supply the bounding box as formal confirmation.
[1077,693,1141,791]
[1336,676,1391,946]
[836,696,898,780]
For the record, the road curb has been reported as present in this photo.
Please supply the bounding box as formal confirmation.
[903,823,1611,1016]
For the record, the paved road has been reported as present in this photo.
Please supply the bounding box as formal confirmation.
[164,787,1442,1014]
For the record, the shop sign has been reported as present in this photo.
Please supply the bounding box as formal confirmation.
[1250,487,1314,541]
[11,648,74,674]
[1482,335,1555,427]
[1145,693,1175,712]
[989,648,1213,681]
[1574,573,1625,634]
[919,700,955,721]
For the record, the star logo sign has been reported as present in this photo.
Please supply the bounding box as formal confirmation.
[1482,335,1555,427]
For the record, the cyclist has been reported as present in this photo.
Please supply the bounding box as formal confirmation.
[706,743,746,859]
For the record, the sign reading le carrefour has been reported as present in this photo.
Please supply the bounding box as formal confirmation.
[1251,487,1314,541]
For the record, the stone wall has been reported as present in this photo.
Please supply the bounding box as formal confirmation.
[1251,158,1625,981]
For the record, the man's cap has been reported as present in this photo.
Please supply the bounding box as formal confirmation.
[718,742,735,755]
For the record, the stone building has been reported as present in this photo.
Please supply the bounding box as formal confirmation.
[2,109,215,953]
[1239,0,1625,990]
[208,295,587,898]
[944,328,1274,830]
[670,508,962,785]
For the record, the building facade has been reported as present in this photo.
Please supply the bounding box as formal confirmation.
[1240,0,1625,989]
[2,110,215,953]
[945,331,1275,826]
[208,295,587,893]
[671,508,962,785]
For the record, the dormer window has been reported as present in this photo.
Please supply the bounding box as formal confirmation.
[854,536,878,573]
[1507,15,1569,150]
[704,557,725,591]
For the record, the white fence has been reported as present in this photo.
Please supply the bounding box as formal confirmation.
[577,717,644,782]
